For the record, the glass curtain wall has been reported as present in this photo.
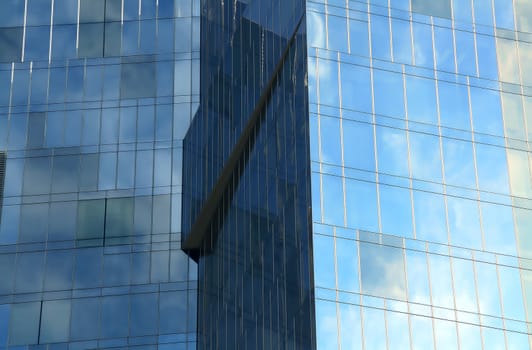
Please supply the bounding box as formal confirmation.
[0,0,199,348]
[308,0,532,349]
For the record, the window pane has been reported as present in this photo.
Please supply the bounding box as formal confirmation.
[0,28,23,63]
[130,293,158,336]
[106,197,134,238]
[79,23,104,58]
[77,199,105,242]
[44,250,73,291]
[70,298,99,340]
[8,302,40,345]
[120,58,157,99]
[40,300,70,343]
[412,0,451,18]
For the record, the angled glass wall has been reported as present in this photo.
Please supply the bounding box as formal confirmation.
[0,0,199,348]
[308,0,532,349]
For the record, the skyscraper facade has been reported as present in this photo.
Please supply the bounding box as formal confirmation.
[308,0,532,348]
[0,0,199,348]
[181,0,532,349]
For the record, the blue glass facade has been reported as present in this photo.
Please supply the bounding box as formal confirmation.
[309,0,532,349]
[0,0,199,348]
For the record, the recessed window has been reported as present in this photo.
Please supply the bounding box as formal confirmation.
[120,56,157,99]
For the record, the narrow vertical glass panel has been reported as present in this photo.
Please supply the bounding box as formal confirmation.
[315,300,339,350]
[134,195,152,235]
[48,201,76,240]
[454,30,477,76]
[0,0,25,27]
[170,249,189,281]
[498,265,526,320]
[3,158,23,198]
[79,153,99,191]
[476,33,498,80]
[379,184,413,237]
[451,258,478,312]
[64,110,82,146]
[452,0,472,23]
[120,58,157,99]
[523,270,532,324]
[15,252,44,293]
[507,149,532,198]
[410,315,434,350]
[481,202,516,254]
[8,302,40,345]
[494,0,515,29]
[312,234,334,289]
[406,250,430,304]
[442,138,476,188]
[338,303,362,350]
[473,0,493,26]
[138,105,154,141]
[515,208,532,258]
[52,155,79,193]
[152,194,170,233]
[321,174,344,226]
[412,0,451,18]
[0,254,16,294]
[27,0,51,25]
[428,254,454,308]
[19,203,48,243]
[409,132,442,182]
[0,205,20,245]
[501,92,525,140]
[414,191,447,244]
[27,112,46,148]
[160,291,187,334]
[470,86,503,136]
[362,307,387,350]
[518,41,532,87]
[174,59,191,96]
[132,252,150,284]
[360,241,406,299]
[156,61,173,96]
[155,105,172,141]
[48,67,66,103]
[319,116,341,165]
[370,14,391,61]
[496,38,520,84]
[412,22,433,68]
[29,69,48,105]
[8,114,27,150]
[79,0,105,22]
[136,150,153,187]
[74,248,102,288]
[515,0,532,32]
[376,125,409,177]
[98,152,116,190]
[79,23,104,58]
[101,295,129,338]
[349,19,369,57]
[0,70,10,106]
[406,75,437,124]
[0,304,9,346]
[23,156,52,195]
[317,58,339,107]
[105,0,121,21]
[106,197,133,238]
[117,151,135,189]
[139,19,156,54]
[151,250,169,283]
[103,253,130,285]
[434,26,455,72]
[40,300,70,343]
[312,172,322,222]
[482,327,506,349]
[0,28,23,63]
[457,323,482,350]
[119,106,136,143]
[11,68,29,106]
[476,262,502,316]
[54,0,78,24]
[345,179,379,232]
[387,311,410,349]
[76,199,105,241]
[44,250,73,291]
[101,108,119,144]
[104,22,122,57]
[82,110,100,146]
[340,63,372,113]
[70,298,99,340]
[24,27,50,62]
[327,14,347,52]
[434,319,458,349]
[130,293,158,336]
[103,63,120,99]
[475,143,509,194]
[342,120,374,171]
[335,237,359,292]
[447,197,482,250]
[154,149,171,187]
[373,69,405,118]
[392,17,412,65]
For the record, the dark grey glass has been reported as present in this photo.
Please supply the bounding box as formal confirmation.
[0,28,23,63]
[52,155,79,193]
[79,153,99,191]
[76,199,105,242]
[104,22,122,56]
[120,59,157,99]
[412,0,451,18]
[105,0,122,21]
[105,197,134,238]
[79,23,104,58]
[8,302,40,345]
[27,112,46,148]
[40,300,71,343]
[80,0,105,22]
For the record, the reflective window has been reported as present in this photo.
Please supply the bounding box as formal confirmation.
[77,200,105,243]
[406,75,437,124]
[379,184,413,237]
[79,23,104,58]
[373,70,404,118]
[414,190,447,244]
[371,14,391,61]
[106,197,134,239]
[412,0,451,19]
[70,298,100,340]
[340,63,372,113]
[40,300,70,343]
[130,293,158,336]
[101,295,129,338]
[345,179,379,231]
[120,58,157,99]
[0,28,23,63]
[342,120,374,171]
[8,302,40,345]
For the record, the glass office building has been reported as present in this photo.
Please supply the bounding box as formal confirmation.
[308,0,532,349]
[0,0,199,348]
